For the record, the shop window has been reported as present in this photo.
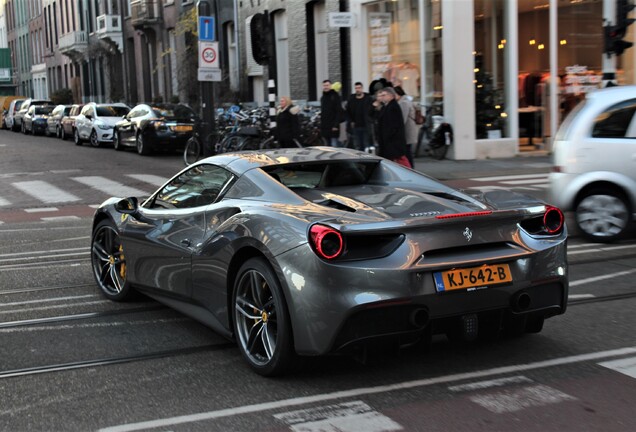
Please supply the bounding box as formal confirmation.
[474,0,508,139]
[592,100,636,139]
[366,0,421,98]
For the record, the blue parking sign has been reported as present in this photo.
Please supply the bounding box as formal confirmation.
[199,16,215,41]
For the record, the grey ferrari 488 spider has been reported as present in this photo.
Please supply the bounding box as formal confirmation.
[91,147,568,376]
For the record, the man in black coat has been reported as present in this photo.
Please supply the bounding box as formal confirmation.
[346,82,373,151]
[374,87,410,166]
[320,80,343,147]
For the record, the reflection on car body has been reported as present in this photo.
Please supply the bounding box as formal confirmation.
[91,147,568,376]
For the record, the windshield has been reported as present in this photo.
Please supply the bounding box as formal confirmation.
[96,106,130,117]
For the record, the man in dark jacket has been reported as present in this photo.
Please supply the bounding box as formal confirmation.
[320,80,343,147]
[375,87,410,167]
[346,82,373,151]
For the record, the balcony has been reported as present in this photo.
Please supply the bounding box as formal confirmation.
[97,14,123,52]
[59,32,88,59]
[131,0,162,29]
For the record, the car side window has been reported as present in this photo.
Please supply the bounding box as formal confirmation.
[148,164,234,210]
[591,99,636,138]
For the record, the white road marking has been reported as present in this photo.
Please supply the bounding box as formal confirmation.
[71,176,148,197]
[469,384,576,413]
[0,300,109,315]
[472,174,549,182]
[599,356,636,379]
[24,207,59,213]
[13,181,81,203]
[99,346,636,432]
[0,318,190,333]
[500,179,549,185]
[125,174,168,187]
[448,375,533,392]
[274,401,403,432]
[0,294,98,307]
[0,247,88,258]
[568,294,596,300]
[570,269,636,287]
[568,244,636,255]
[567,243,598,249]
[41,216,82,222]
[0,196,11,206]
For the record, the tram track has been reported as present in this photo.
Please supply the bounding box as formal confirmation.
[0,343,234,380]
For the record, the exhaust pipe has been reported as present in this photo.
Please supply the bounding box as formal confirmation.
[512,292,532,312]
[410,308,430,329]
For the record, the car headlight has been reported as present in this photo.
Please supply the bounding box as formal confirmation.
[96,122,112,130]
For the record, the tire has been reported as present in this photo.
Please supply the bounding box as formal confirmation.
[239,136,261,151]
[136,132,152,155]
[56,125,62,139]
[233,257,294,376]
[21,122,26,134]
[74,129,82,146]
[575,188,631,242]
[91,219,134,301]
[60,126,67,140]
[113,130,124,151]
[90,130,100,147]
[220,135,241,153]
[184,137,201,165]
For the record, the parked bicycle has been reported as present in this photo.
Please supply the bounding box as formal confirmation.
[415,103,453,160]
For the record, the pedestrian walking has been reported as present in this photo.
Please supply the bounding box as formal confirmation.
[275,96,300,148]
[320,79,344,147]
[374,87,411,168]
[394,86,417,168]
[346,82,373,151]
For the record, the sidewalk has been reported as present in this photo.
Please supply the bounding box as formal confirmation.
[412,152,553,180]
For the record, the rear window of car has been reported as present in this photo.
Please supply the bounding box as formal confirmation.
[262,161,379,189]
[96,106,130,117]
[35,106,54,115]
[591,99,636,138]
[151,105,197,120]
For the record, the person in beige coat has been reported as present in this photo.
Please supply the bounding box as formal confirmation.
[395,86,418,168]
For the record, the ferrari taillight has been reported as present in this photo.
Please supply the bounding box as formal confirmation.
[309,224,344,260]
[543,205,564,234]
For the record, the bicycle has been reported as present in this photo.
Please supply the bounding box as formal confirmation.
[415,105,453,160]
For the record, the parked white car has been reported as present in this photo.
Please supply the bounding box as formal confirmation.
[549,85,636,242]
[5,99,25,131]
[74,103,130,147]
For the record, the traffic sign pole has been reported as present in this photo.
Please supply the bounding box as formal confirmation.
[197,0,217,156]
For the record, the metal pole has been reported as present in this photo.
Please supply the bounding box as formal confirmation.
[197,0,217,156]
[603,0,618,86]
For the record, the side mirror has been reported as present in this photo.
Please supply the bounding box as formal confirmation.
[115,197,139,214]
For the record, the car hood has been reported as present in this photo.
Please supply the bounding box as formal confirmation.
[99,117,123,126]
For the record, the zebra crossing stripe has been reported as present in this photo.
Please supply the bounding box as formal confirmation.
[13,181,81,203]
[0,196,11,206]
[71,176,149,197]
[500,178,550,185]
[125,174,168,187]
[599,357,636,380]
[472,174,549,182]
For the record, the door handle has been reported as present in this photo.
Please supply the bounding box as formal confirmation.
[181,239,192,247]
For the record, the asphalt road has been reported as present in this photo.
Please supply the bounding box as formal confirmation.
[1,130,636,432]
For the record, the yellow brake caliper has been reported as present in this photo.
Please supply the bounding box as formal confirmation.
[119,244,126,279]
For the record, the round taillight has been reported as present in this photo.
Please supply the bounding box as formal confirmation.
[309,224,344,260]
[543,206,564,234]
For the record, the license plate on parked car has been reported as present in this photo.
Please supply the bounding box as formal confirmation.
[433,263,512,292]
[173,125,192,132]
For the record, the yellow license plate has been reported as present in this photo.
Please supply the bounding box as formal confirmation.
[173,125,192,132]
[434,263,512,292]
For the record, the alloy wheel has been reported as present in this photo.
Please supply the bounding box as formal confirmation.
[576,192,630,241]
[90,130,100,147]
[91,222,128,299]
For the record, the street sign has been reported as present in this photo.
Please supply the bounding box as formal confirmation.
[198,41,219,69]
[199,16,216,41]
[328,12,356,28]
[198,68,222,82]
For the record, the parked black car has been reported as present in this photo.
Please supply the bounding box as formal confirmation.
[23,105,55,135]
[113,103,198,155]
